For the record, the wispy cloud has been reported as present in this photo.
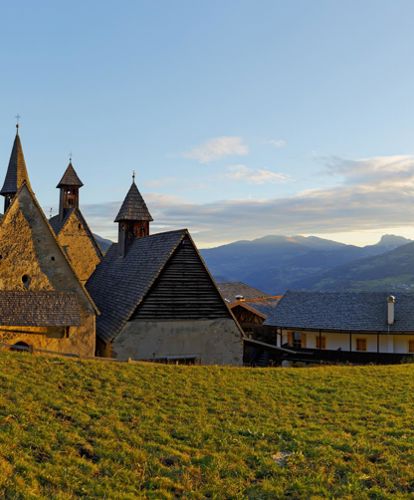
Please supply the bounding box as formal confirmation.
[82,155,414,246]
[182,136,248,164]
[266,138,287,149]
[225,164,290,184]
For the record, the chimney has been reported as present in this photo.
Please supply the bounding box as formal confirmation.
[387,295,396,325]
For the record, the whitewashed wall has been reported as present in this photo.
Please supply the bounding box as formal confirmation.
[281,330,414,354]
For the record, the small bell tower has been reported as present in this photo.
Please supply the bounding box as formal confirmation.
[56,160,84,220]
[115,172,153,257]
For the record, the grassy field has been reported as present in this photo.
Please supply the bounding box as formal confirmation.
[0,352,414,498]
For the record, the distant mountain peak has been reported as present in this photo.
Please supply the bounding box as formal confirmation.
[376,234,412,247]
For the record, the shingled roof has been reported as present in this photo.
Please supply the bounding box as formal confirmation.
[114,182,153,222]
[266,290,414,332]
[218,282,271,302]
[56,162,84,188]
[86,229,187,342]
[0,132,31,195]
[0,291,81,326]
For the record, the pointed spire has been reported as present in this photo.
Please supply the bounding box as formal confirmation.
[115,181,153,222]
[0,128,32,197]
[56,162,84,188]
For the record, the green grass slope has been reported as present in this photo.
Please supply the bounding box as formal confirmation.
[1,352,414,498]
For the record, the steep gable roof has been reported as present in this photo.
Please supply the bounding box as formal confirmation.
[86,229,186,343]
[114,182,153,222]
[0,183,99,314]
[56,162,84,188]
[266,290,414,332]
[0,132,31,195]
[49,208,103,259]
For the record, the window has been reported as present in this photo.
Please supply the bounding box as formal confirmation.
[356,338,367,351]
[408,340,414,353]
[316,336,326,349]
[290,332,305,348]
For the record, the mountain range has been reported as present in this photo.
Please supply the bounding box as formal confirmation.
[200,234,414,293]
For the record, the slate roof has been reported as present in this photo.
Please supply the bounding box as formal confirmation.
[218,282,271,302]
[57,162,84,188]
[114,182,153,222]
[86,229,187,343]
[1,133,32,195]
[265,290,414,332]
[0,291,81,326]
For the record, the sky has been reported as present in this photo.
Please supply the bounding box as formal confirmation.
[2,1,414,247]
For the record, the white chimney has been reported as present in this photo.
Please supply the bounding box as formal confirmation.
[387,295,396,326]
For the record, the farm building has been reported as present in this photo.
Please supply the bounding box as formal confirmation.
[265,290,414,363]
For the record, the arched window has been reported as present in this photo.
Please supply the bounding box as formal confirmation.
[10,341,32,353]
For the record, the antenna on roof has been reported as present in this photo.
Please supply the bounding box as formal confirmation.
[15,114,21,134]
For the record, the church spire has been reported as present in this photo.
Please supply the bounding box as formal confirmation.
[0,124,32,212]
[56,160,84,220]
[115,174,153,257]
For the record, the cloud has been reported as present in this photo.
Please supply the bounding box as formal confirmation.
[182,136,248,163]
[266,139,287,149]
[225,164,290,184]
[82,154,414,247]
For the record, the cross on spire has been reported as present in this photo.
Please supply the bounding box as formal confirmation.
[69,151,73,163]
[132,170,136,183]
[15,114,21,133]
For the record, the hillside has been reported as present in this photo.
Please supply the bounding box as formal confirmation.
[1,352,414,498]
[201,234,411,293]
[296,240,414,291]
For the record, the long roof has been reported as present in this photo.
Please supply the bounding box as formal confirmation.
[86,229,187,342]
[114,181,153,222]
[0,291,81,326]
[266,290,414,332]
[0,132,31,195]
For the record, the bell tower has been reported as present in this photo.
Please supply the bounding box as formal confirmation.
[57,161,84,220]
[115,173,153,257]
[0,122,32,212]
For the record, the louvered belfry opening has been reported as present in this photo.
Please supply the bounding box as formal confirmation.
[56,162,84,221]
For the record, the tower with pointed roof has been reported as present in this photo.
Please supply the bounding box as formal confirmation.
[115,176,153,257]
[50,161,102,283]
[57,161,84,220]
[0,124,32,212]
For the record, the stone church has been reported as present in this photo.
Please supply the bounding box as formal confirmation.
[0,126,243,364]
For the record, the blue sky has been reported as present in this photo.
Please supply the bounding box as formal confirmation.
[2,1,414,246]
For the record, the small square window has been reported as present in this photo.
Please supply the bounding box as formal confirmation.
[408,340,414,353]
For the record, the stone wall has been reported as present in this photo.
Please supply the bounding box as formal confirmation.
[56,211,101,283]
[111,318,244,365]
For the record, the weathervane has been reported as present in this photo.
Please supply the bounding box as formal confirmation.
[132,170,136,182]
[69,151,73,163]
[15,114,21,132]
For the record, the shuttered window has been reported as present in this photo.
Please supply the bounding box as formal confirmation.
[316,336,326,349]
[356,338,367,351]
